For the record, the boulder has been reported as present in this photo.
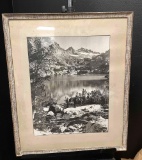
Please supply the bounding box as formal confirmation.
[47,111,55,116]
[63,113,71,119]
[43,107,49,112]
[56,113,62,119]
[85,122,107,133]
[51,126,61,133]
[68,126,77,131]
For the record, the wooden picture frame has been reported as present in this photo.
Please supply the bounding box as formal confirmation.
[2,12,133,156]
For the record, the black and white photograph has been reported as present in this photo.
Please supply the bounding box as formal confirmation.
[27,36,110,136]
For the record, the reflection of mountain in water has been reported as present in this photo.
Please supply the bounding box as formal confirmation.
[44,75,108,104]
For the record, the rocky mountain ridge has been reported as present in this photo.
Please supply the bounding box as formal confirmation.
[44,41,109,66]
[28,37,110,81]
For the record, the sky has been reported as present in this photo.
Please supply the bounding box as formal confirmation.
[51,36,110,53]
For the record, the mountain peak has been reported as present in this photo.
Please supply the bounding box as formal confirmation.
[54,42,60,47]
[50,42,62,50]
[66,47,75,51]
[77,47,94,53]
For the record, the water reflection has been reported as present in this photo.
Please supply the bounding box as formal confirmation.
[44,75,109,104]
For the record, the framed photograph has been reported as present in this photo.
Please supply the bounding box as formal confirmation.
[2,12,133,156]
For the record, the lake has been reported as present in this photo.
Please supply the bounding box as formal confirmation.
[44,74,109,104]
